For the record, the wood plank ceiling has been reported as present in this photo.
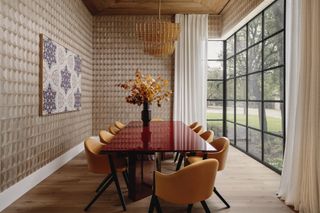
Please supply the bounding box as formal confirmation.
[82,0,230,15]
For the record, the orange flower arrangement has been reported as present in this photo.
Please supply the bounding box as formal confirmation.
[118,69,172,107]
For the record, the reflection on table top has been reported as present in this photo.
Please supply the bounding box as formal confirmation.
[100,121,216,153]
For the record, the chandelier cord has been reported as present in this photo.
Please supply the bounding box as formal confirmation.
[158,0,161,21]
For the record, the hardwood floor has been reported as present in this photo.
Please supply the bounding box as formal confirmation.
[3,146,294,213]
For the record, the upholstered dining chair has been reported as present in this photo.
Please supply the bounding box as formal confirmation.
[193,125,204,134]
[149,159,219,213]
[199,130,214,143]
[99,130,114,144]
[151,118,164,121]
[186,137,230,208]
[114,121,126,129]
[109,125,121,135]
[175,130,215,171]
[84,137,128,211]
[188,121,199,129]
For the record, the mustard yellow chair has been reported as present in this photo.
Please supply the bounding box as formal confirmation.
[193,125,204,134]
[149,159,219,213]
[186,137,230,208]
[99,130,114,144]
[175,130,215,171]
[151,118,164,121]
[114,121,126,129]
[188,121,199,129]
[84,138,128,211]
[200,130,214,143]
[109,125,120,135]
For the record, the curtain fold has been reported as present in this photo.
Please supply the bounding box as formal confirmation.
[279,0,320,212]
[174,14,208,127]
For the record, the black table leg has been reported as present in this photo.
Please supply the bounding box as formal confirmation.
[128,153,137,200]
[108,155,126,211]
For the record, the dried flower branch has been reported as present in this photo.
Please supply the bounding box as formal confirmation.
[117,69,172,107]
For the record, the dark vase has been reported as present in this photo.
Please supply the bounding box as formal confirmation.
[141,101,151,127]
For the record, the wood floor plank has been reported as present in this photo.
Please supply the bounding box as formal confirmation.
[2,147,294,213]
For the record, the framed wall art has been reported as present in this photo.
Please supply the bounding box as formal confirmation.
[39,34,81,115]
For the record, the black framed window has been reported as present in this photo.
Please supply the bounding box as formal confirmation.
[207,40,224,137]
[224,0,285,173]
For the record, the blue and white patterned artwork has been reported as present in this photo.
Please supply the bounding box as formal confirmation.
[40,34,81,115]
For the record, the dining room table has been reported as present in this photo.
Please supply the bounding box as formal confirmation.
[100,121,217,201]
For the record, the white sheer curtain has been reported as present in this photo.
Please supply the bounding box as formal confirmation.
[174,14,208,127]
[278,0,320,212]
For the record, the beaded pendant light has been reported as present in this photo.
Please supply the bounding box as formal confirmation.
[135,0,180,57]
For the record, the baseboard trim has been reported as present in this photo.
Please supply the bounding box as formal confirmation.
[0,142,84,212]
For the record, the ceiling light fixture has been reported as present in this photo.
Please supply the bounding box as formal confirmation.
[135,0,181,57]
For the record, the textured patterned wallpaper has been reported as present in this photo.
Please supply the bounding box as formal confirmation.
[92,16,174,134]
[221,0,263,35]
[0,0,93,192]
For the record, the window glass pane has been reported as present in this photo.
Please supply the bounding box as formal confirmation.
[226,79,234,100]
[207,101,223,120]
[264,68,284,101]
[248,128,262,159]
[236,125,246,151]
[236,52,246,76]
[208,61,223,79]
[264,32,284,69]
[264,134,283,170]
[248,43,262,73]
[226,122,235,144]
[264,102,283,135]
[227,36,234,58]
[248,73,261,100]
[208,41,223,60]
[226,101,234,122]
[264,0,284,37]
[226,57,234,78]
[207,81,223,100]
[236,26,247,53]
[248,102,261,129]
[236,101,246,125]
[248,14,262,46]
[207,121,223,137]
[236,77,246,100]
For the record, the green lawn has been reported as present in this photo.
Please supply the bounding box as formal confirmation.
[207,112,282,133]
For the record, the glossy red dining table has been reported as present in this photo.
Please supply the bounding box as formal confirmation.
[100,121,216,201]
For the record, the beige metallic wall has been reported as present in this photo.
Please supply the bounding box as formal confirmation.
[92,16,174,134]
[0,0,93,192]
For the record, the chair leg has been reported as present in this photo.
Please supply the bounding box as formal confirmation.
[187,204,193,213]
[95,173,112,192]
[84,176,114,211]
[200,200,211,213]
[148,195,156,213]
[141,154,144,182]
[213,187,230,208]
[154,195,162,213]
[122,171,129,190]
[176,153,184,171]
[109,155,126,211]
[174,152,179,163]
